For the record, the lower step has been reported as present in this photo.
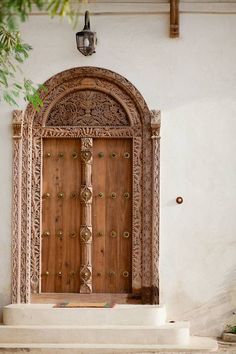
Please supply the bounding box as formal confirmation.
[0,337,218,352]
[0,323,189,345]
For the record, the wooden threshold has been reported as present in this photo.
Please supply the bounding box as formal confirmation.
[31,293,141,304]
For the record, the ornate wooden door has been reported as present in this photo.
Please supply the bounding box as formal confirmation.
[41,137,132,294]
[92,139,132,293]
[41,138,81,292]
[12,68,161,304]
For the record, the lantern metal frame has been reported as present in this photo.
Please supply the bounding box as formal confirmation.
[76,11,97,56]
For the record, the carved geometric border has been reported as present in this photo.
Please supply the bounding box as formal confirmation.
[11,67,161,304]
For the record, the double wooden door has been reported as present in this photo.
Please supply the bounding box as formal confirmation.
[41,138,132,294]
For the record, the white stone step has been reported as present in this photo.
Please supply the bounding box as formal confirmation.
[3,304,167,326]
[0,336,218,352]
[0,323,190,345]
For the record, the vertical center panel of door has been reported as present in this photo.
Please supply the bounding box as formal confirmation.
[93,139,132,293]
[41,139,81,293]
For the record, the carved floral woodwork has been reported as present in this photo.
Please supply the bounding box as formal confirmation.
[11,66,161,304]
[46,90,129,126]
[80,138,93,293]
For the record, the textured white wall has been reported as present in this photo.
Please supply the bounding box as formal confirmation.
[0,12,236,336]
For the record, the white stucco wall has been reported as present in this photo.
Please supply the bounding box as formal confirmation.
[0,10,236,337]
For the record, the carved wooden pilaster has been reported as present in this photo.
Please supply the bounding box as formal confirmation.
[12,110,23,303]
[170,0,179,38]
[80,138,93,293]
[132,137,142,294]
[21,121,32,303]
[151,110,161,304]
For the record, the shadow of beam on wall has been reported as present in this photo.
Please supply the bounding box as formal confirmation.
[182,269,236,337]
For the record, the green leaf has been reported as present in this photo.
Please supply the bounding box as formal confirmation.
[13,83,22,89]
[3,90,18,106]
[0,70,8,87]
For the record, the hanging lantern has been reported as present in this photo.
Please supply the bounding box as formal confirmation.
[76,11,97,56]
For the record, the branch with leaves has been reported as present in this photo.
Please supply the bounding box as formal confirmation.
[0,0,81,109]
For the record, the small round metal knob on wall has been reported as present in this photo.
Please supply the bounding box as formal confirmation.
[176,196,183,204]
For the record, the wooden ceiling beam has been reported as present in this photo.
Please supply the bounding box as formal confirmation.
[170,0,179,38]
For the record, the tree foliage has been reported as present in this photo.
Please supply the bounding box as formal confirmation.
[0,0,80,109]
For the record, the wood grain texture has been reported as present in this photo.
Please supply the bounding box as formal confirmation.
[92,139,132,293]
[31,292,141,304]
[41,139,81,293]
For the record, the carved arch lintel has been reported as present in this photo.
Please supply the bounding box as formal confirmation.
[11,67,161,304]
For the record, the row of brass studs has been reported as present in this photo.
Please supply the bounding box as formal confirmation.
[42,271,77,277]
[42,270,130,278]
[42,231,78,239]
[98,152,130,159]
[43,192,130,200]
[45,152,130,159]
[96,271,130,278]
[97,231,130,238]
[42,231,130,239]
[43,192,83,199]
[45,152,79,159]
[98,192,130,199]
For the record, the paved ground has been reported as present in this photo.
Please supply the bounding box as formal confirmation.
[0,340,235,354]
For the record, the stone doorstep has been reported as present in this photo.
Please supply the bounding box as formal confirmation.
[0,323,190,345]
[0,304,218,352]
[3,304,167,327]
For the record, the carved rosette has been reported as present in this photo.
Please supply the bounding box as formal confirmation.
[80,137,93,293]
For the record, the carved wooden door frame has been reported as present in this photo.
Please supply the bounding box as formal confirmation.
[12,66,161,304]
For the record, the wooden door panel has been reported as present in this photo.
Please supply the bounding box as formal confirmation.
[93,139,132,293]
[92,139,106,292]
[41,139,81,293]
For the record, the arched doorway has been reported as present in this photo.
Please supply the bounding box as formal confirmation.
[12,67,161,304]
